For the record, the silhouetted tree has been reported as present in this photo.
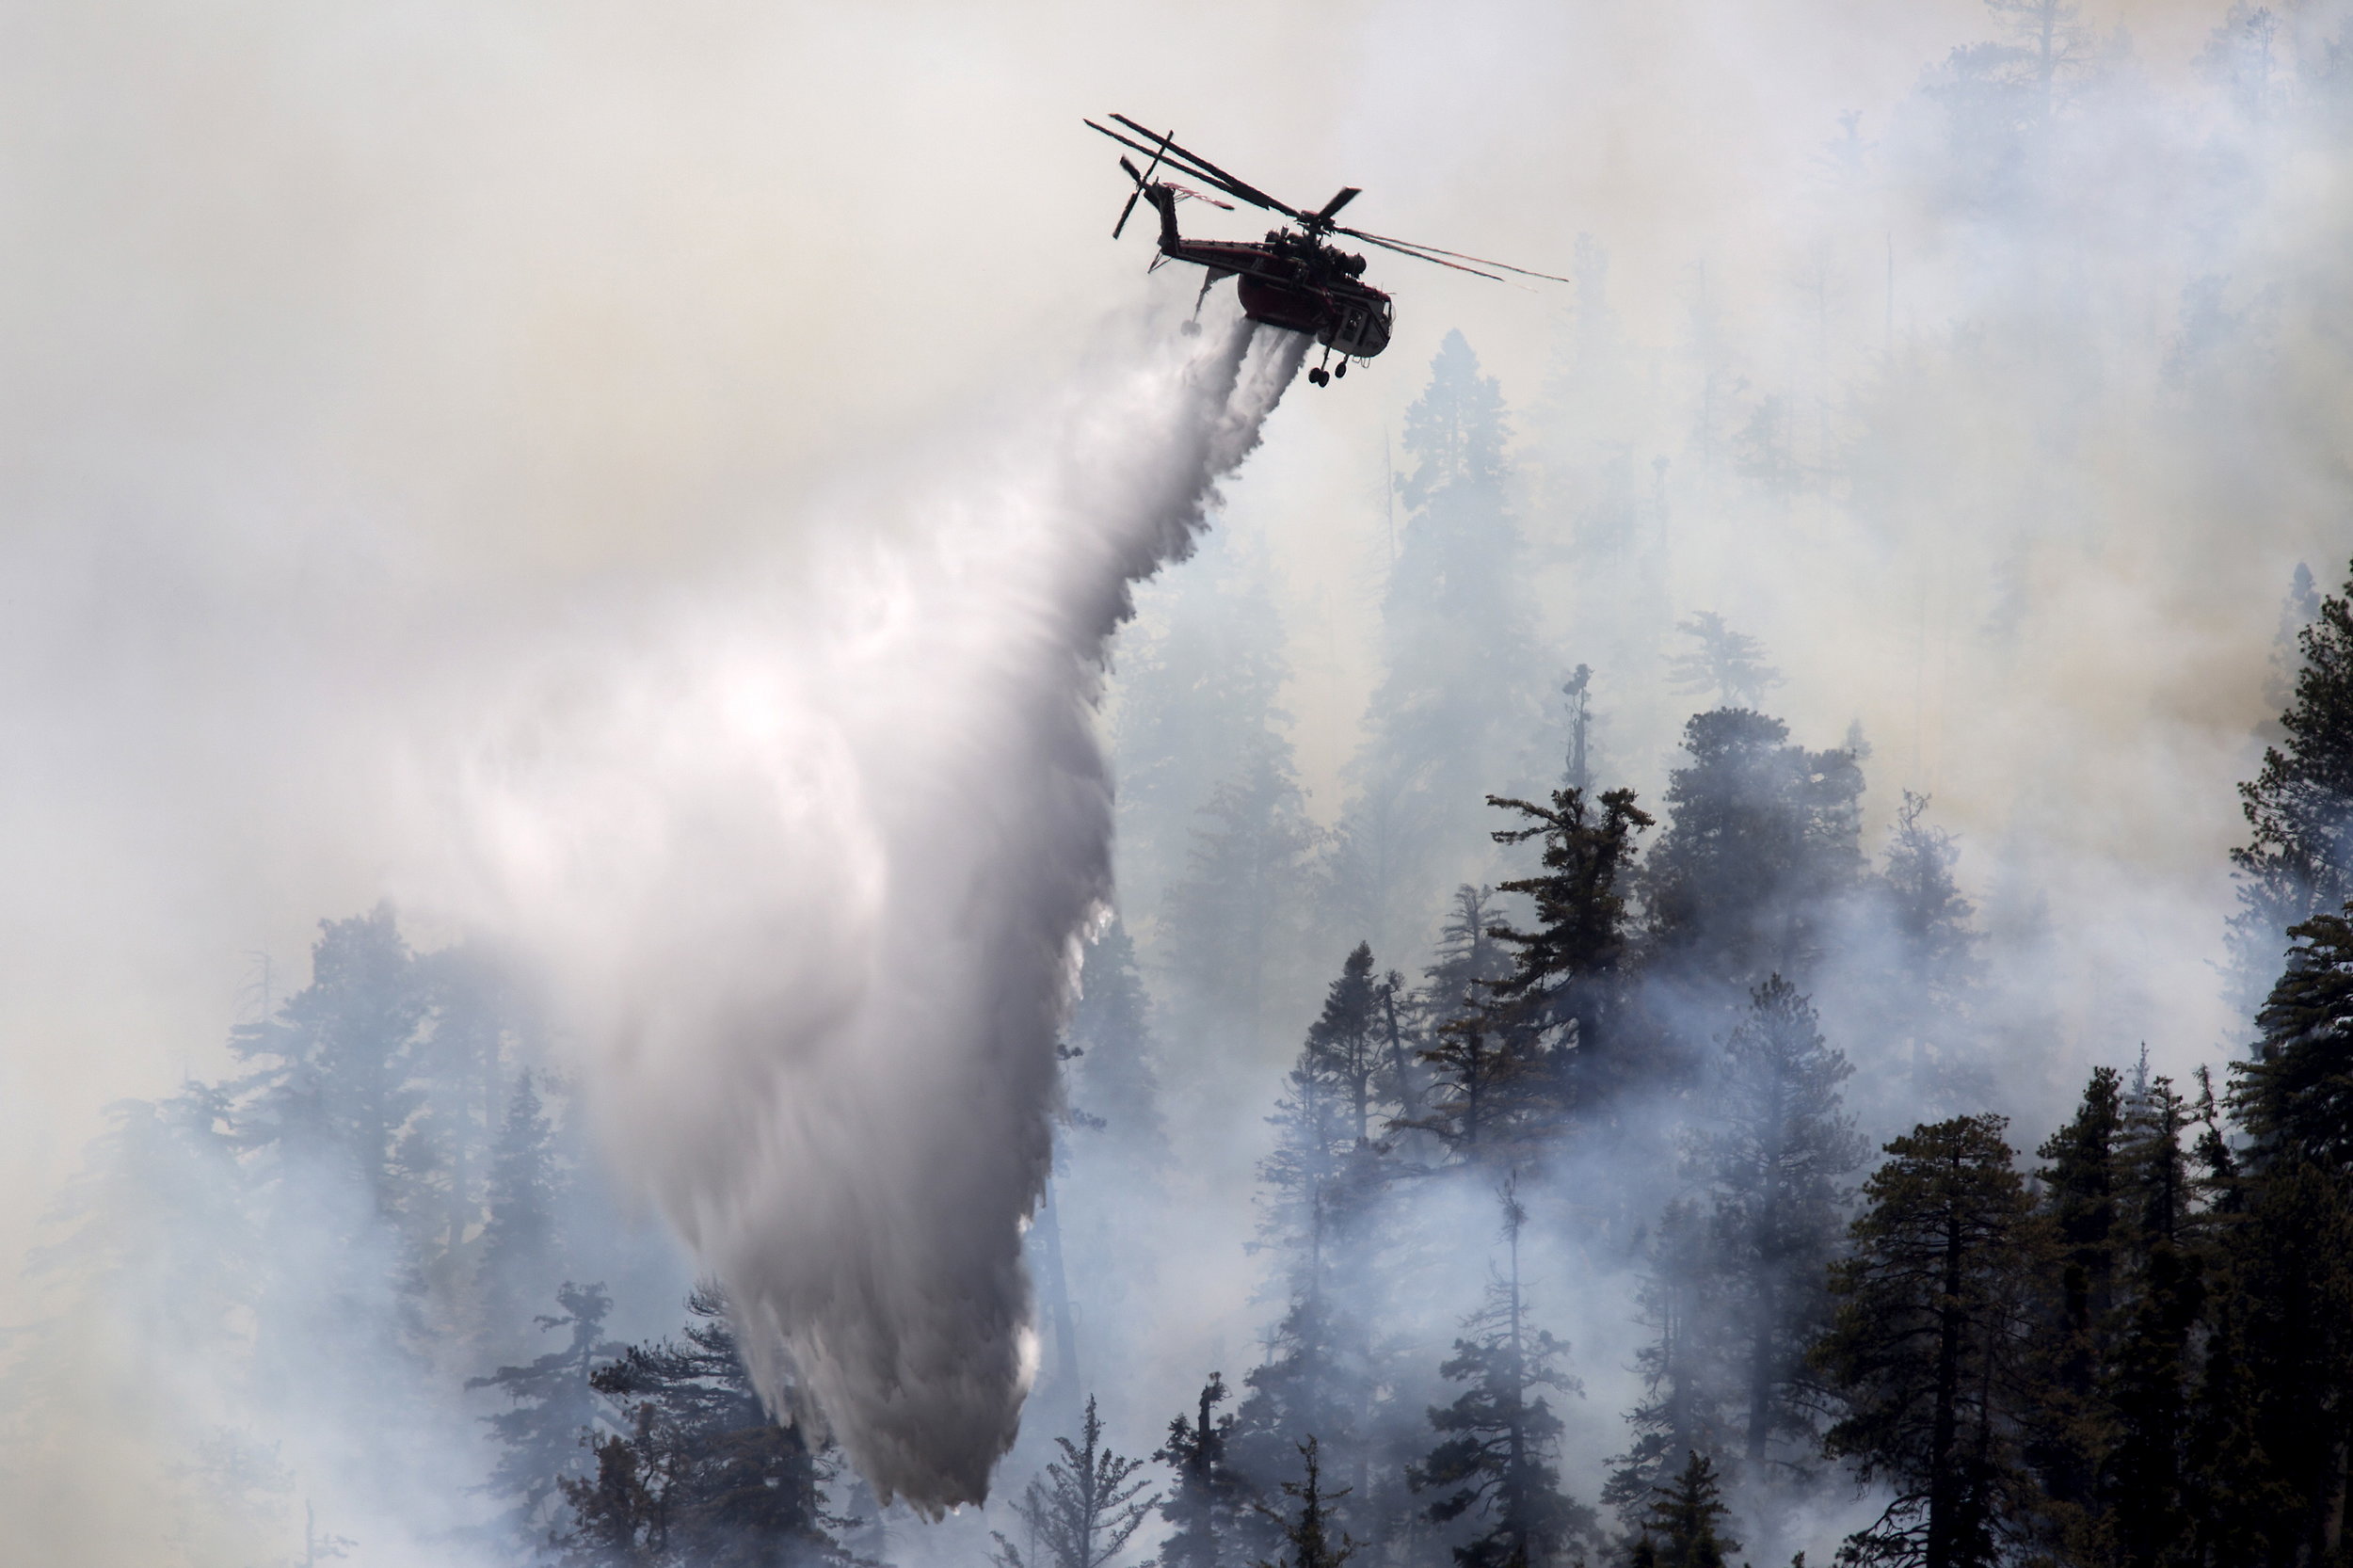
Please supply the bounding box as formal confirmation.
[993,1397,1158,1568]
[1067,919,1165,1159]
[476,1070,563,1344]
[1632,1450,1739,1568]
[1699,978,1865,1475]
[472,1281,621,1540]
[1814,1116,2038,1568]
[562,1284,840,1568]
[1164,739,1321,1047]
[2229,556,2353,1016]
[1667,614,1783,712]
[1481,786,1656,1112]
[1878,793,1985,1110]
[1330,331,1543,954]
[1644,712,1864,992]
[1159,1375,1242,1568]
[1605,1201,1728,1524]
[1254,1438,1357,1568]
[1412,1186,1596,1568]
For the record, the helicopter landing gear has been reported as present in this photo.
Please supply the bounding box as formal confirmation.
[1334,359,1347,378]
[1308,367,1329,387]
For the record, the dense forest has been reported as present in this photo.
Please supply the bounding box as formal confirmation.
[11,1,2353,1566]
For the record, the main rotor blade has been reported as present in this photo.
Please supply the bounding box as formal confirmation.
[1347,232,1508,281]
[1106,113,1302,216]
[1316,187,1361,222]
[1084,120,1288,217]
[1336,225,1572,283]
[1090,119,1274,213]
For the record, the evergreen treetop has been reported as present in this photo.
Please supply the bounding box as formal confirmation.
[2231,556,2353,1003]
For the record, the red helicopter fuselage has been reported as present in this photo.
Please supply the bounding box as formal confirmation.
[1144,185,1395,360]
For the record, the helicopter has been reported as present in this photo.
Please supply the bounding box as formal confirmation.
[1084,113,1569,386]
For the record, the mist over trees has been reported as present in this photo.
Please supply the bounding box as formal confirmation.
[14,4,2353,1566]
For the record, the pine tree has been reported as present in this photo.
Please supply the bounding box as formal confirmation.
[1412,888,1545,1165]
[1633,1451,1739,1568]
[1813,1116,2038,1568]
[1159,1375,1241,1568]
[1233,964,1394,1551]
[1604,1200,1728,1524]
[1254,1438,1357,1568]
[1331,331,1542,956]
[408,936,534,1293]
[2023,1067,2124,1527]
[1412,1186,1596,1568]
[1666,613,1784,712]
[2091,1068,2210,1567]
[1643,712,1864,992]
[993,1397,1158,1568]
[1113,520,1296,928]
[1163,737,1322,1048]
[1066,920,1165,1158]
[1308,943,1387,1148]
[562,1283,840,1568]
[470,1281,622,1540]
[1697,978,1865,1474]
[476,1070,563,1347]
[1481,787,1656,1112]
[2207,1160,2353,1568]
[2233,902,2353,1172]
[2229,557,2353,1016]
[232,904,427,1217]
[1878,794,1984,1112]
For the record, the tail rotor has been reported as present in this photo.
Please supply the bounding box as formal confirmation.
[1111,129,1174,239]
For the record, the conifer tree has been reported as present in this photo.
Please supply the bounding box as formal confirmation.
[2023,1066,2123,1525]
[1159,1375,1241,1568]
[1697,978,1865,1473]
[232,904,427,1216]
[1412,888,1544,1165]
[1412,1186,1596,1568]
[1233,955,1395,1549]
[993,1397,1158,1568]
[1309,944,1387,1147]
[2229,556,2353,1013]
[2079,1066,2211,1568]
[1330,331,1542,955]
[1632,1451,1739,1568]
[1164,739,1322,1047]
[471,1281,621,1540]
[2233,902,2353,1171]
[2207,1159,2353,1568]
[1666,613,1784,712]
[1066,920,1166,1158]
[1254,1438,1357,1568]
[563,1284,841,1568]
[1878,794,1984,1111]
[476,1069,563,1346]
[1643,712,1864,992]
[1604,1201,1728,1524]
[1114,520,1296,927]
[1481,786,1655,1112]
[1813,1116,2038,1568]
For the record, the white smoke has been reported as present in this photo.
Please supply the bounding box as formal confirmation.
[441,306,1306,1510]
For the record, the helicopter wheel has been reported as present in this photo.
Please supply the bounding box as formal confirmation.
[1334,360,1348,378]
[1308,367,1329,387]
